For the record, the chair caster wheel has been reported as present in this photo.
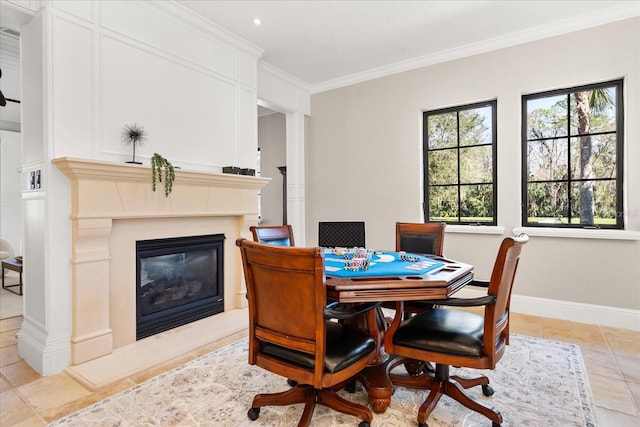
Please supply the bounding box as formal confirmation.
[482,384,494,396]
[247,407,260,421]
[287,379,298,387]
[345,381,356,393]
[492,423,501,427]
[358,422,370,427]
[418,423,428,427]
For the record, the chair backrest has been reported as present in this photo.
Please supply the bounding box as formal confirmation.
[483,234,529,366]
[395,222,446,256]
[236,238,328,387]
[250,225,295,246]
[318,221,366,248]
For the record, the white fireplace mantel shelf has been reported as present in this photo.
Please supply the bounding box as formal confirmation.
[53,157,269,368]
[53,157,270,220]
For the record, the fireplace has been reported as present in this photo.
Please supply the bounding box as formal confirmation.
[136,234,225,340]
[53,157,270,366]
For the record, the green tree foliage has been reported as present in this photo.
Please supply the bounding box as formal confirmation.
[427,106,494,222]
[525,85,617,225]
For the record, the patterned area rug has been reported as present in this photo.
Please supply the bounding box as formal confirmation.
[49,334,595,426]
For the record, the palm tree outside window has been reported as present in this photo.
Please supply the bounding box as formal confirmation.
[522,79,624,229]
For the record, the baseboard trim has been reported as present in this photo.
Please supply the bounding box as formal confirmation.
[457,287,640,332]
[17,317,72,376]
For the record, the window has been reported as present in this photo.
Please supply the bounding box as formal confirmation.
[522,80,623,229]
[423,100,497,225]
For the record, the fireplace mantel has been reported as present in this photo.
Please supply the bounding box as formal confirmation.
[53,157,270,219]
[53,157,269,366]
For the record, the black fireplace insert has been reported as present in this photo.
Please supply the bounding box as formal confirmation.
[136,234,225,340]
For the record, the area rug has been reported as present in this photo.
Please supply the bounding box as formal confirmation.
[0,273,22,319]
[48,334,596,426]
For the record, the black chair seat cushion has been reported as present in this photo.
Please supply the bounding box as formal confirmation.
[260,321,375,374]
[393,309,485,357]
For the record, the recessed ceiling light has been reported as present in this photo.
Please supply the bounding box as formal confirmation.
[253,18,261,26]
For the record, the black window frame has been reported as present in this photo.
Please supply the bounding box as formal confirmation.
[521,79,624,229]
[423,100,498,225]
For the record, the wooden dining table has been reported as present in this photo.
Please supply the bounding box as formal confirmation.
[324,250,474,413]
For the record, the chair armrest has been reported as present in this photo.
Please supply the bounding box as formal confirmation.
[324,301,380,319]
[468,279,490,288]
[425,294,497,307]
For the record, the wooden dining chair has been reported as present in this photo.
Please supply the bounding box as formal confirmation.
[318,221,366,248]
[236,238,378,427]
[389,222,447,319]
[383,234,529,427]
[250,224,295,246]
[395,221,446,256]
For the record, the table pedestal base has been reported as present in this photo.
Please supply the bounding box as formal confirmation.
[357,359,394,413]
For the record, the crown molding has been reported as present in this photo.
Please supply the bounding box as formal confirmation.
[311,2,640,94]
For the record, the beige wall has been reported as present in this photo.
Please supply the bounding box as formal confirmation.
[308,18,640,315]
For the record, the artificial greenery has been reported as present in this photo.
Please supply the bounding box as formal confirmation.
[151,153,175,197]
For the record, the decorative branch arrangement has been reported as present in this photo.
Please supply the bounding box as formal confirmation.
[151,153,175,197]
[121,123,147,164]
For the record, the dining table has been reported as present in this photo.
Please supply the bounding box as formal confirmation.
[323,249,474,413]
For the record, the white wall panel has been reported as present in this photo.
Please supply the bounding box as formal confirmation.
[100,35,237,166]
[238,87,257,168]
[238,51,257,89]
[52,0,94,22]
[100,1,237,81]
[51,16,93,158]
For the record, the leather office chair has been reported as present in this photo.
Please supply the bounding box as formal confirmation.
[250,224,295,246]
[383,234,529,427]
[318,221,366,248]
[236,238,378,427]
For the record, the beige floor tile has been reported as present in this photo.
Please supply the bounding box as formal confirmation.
[1,360,43,388]
[581,348,623,380]
[595,406,640,427]
[0,389,38,426]
[0,317,22,333]
[509,312,543,337]
[7,416,45,427]
[616,354,640,384]
[1,345,22,367]
[589,373,638,416]
[0,374,11,393]
[543,318,609,352]
[17,373,92,421]
[44,378,135,422]
[0,329,18,348]
[627,382,640,410]
[603,326,640,359]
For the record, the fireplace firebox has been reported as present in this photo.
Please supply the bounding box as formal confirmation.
[136,234,225,340]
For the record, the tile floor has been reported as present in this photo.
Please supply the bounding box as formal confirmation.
[1,313,639,426]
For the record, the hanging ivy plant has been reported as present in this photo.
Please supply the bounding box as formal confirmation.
[151,153,175,197]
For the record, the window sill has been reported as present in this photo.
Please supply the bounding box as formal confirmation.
[445,225,505,235]
[512,227,640,241]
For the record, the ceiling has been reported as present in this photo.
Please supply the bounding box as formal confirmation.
[178,0,639,92]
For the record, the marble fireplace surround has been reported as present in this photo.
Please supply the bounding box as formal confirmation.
[53,158,269,389]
